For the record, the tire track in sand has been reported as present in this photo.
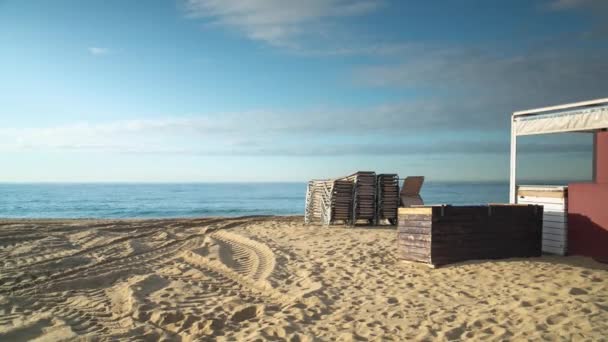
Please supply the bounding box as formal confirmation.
[0,217,293,340]
[0,218,253,295]
[209,230,277,283]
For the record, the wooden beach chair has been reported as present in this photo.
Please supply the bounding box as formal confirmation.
[400,176,425,207]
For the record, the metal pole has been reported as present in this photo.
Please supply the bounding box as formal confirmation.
[509,116,517,203]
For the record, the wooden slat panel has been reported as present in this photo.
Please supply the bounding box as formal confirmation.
[543,232,566,242]
[543,240,566,250]
[518,202,566,211]
[543,221,567,229]
[518,196,566,204]
[517,190,565,199]
[397,239,431,248]
[544,211,567,216]
[543,231,567,241]
[431,247,541,263]
[397,228,431,235]
[520,196,566,203]
[518,200,567,207]
[398,234,432,242]
[432,243,540,253]
[398,215,432,223]
[399,251,431,263]
[543,245,567,255]
[543,227,566,235]
[398,219,432,227]
[398,207,433,215]
[544,213,567,223]
[400,244,431,255]
[432,223,540,235]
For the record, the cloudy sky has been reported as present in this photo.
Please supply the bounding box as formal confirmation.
[1,0,606,182]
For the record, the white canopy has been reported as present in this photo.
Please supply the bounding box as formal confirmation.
[510,98,608,202]
[514,105,608,136]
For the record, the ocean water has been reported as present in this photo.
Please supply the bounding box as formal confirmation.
[0,182,511,219]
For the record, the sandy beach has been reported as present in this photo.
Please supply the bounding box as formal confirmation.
[1,216,607,341]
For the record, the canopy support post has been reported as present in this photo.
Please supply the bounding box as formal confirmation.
[509,116,517,203]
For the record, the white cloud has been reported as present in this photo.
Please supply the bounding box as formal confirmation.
[0,99,593,159]
[353,46,608,117]
[88,47,111,56]
[183,0,383,49]
[548,0,608,39]
[0,102,479,156]
[0,114,589,157]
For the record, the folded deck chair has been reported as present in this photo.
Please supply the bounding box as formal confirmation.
[400,176,425,207]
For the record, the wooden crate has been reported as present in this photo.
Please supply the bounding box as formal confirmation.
[398,205,543,267]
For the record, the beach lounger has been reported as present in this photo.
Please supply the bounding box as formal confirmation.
[400,176,424,207]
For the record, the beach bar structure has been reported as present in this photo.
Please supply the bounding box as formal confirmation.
[510,98,608,262]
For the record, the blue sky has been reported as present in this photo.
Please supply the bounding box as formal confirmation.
[1,0,606,182]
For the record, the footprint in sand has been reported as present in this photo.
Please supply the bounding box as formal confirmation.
[387,297,399,304]
[231,304,263,322]
[444,324,466,340]
[520,300,533,307]
[546,313,568,325]
[569,287,588,296]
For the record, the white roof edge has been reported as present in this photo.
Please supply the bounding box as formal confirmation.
[513,97,608,117]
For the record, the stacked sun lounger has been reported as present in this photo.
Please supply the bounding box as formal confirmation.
[342,171,377,224]
[331,180,355,223]
[306,171,424,226]
[376,174,400,225]
[400,176,425,207]
[305,179,353,225]
[305,180,331,224]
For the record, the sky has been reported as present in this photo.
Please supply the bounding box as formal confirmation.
[1,0,607,182]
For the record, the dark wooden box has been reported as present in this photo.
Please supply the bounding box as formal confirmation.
[398,205,543,267]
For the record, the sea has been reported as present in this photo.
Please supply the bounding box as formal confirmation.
[0,182,523,219]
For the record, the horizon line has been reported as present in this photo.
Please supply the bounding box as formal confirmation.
[0,179,589,185]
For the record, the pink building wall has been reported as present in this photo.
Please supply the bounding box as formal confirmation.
[596,131,608,184]
[568,131,608,262]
